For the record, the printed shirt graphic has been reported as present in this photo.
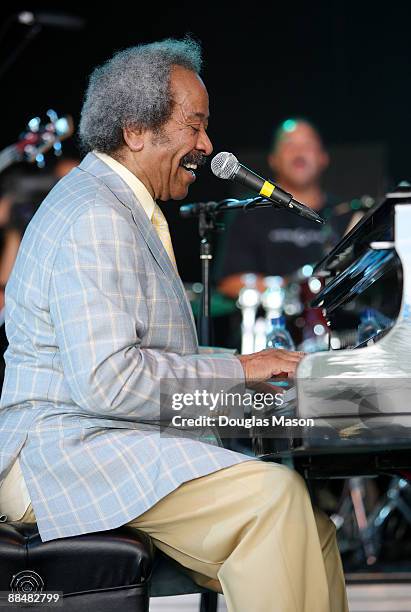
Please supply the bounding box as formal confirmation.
[218,195,351,279]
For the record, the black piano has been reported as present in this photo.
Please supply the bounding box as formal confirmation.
[252,183,411,480]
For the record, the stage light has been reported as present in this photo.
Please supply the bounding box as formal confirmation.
[282,119,297,132]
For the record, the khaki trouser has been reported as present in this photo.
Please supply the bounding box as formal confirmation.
[21,460,348,612]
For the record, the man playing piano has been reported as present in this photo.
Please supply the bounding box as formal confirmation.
[0,37,347,611]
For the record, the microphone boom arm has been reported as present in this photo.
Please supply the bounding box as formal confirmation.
[180,196,324,223]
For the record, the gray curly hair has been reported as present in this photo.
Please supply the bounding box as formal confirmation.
[79,36,202,153]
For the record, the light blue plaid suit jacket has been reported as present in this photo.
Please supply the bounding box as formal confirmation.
[0,153,251,542]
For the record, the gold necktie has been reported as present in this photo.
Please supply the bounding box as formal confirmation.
[151,203,178,271]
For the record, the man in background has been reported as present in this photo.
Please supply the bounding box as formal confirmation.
[218,118,351,298]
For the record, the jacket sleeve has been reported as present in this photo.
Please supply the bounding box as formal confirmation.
[49,205,245,419]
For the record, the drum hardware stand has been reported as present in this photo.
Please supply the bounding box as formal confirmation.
[367,476,411,560]
[333,476,411,567]
[349,477,378,565]
[237,275,261,354]
[236,275,287,354]
[253,317,267,352]
[332,478,378,564]
[261,276,285,323]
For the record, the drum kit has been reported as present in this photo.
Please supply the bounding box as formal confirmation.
[236,267,328,354]
[185,262,330,354]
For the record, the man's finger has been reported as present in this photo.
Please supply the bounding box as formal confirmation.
[271,360,298,375]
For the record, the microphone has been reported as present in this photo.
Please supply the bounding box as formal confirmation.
[17,11,86,31]
[211,152,324,224]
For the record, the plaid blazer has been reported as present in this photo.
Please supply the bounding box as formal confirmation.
[0,153,250,542]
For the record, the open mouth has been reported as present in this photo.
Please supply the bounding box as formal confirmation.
[179,152,206,179]
[292,157,307,169]
[180,162,198,177]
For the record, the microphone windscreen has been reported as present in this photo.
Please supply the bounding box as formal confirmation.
[211,152,238,180]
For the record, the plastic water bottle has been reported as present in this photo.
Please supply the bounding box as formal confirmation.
[357,309,382,345]
[266,316,296,350]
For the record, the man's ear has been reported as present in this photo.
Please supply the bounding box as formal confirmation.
[123,126,144,152]
[319,150,330,172]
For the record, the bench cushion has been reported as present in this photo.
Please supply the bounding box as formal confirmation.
[0,522,153,611]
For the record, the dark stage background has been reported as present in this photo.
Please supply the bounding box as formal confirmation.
[1,2,411,282]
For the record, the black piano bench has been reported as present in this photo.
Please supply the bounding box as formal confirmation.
[0,521,153,611]
[0,522,220,612]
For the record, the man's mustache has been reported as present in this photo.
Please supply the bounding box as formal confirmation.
[180,151,207,167]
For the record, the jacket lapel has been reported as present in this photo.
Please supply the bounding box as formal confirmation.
[78,153,197,338]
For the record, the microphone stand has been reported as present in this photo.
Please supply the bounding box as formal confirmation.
[0,24,42,80]
[196,207,223,345]
[191,197,269,345]
[182,193,323,342]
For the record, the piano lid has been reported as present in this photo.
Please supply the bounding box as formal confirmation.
[311,247,399,312]
[314,182,411,275]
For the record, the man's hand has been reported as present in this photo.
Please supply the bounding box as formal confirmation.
[238,349,304,384]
